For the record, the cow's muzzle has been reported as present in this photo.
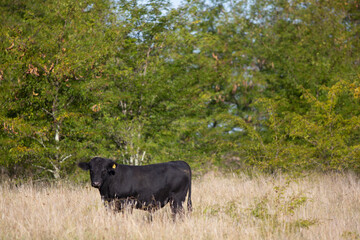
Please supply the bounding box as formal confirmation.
[91,181,101,188]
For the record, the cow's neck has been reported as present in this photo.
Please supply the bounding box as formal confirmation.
[99,179,112,198]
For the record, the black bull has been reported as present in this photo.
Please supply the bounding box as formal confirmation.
[78,157,192,218]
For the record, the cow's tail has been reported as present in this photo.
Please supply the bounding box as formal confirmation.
[187,167,192,212]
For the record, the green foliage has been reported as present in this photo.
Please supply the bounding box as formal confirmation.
[249,179,318,234]
[0,0,119,178]
[201,178,318,235]
[245,79,360,173]
[0,0,359,179]
[342,231,360,240]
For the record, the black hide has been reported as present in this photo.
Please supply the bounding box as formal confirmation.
[78,157,192,217]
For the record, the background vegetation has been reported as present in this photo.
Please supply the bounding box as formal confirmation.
[1,0,360,179]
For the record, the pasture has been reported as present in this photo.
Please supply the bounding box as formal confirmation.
[1,172,360,239]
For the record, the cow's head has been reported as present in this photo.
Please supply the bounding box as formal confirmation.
[78,157,117,188]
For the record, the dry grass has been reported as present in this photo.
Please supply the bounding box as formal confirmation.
[1,172,360,240]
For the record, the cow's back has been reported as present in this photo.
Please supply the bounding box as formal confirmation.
[107,161,191,208]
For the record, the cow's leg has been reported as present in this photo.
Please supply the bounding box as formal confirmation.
[146,204,157,222]
[102,197,116,212]
[121,199,135,215]
[146,210,153,222]
[170,199,184,222]
[102,198,126,214]
[114,199,125,213]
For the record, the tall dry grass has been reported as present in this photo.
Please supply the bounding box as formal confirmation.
[1,172,360,240]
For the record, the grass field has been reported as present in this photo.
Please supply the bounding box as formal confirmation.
[1,172,360,239]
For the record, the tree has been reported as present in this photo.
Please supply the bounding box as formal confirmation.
[0,0,117,178]
[1,0,360,179]
[243,0,360,172]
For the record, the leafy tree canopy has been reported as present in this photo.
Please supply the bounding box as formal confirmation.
[1,0,359,179]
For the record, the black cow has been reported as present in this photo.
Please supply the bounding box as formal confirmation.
[78,157,192,219]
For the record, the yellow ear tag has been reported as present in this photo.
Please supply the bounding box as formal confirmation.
[112,164,116,169]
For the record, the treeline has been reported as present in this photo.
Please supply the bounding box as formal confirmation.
[1,0,359,179]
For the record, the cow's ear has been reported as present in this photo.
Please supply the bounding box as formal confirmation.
[107,162,117,175]
[78,162,90,171]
